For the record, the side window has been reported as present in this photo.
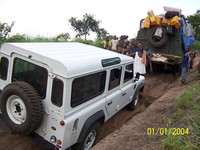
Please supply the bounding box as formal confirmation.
[124,64,133,83]
[51,78,64,107]
[71,71,106,107]
[109,67,122,90]
[12,58,48,98]
[0,57,9,80]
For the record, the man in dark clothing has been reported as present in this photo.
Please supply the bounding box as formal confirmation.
[181,46,193,85]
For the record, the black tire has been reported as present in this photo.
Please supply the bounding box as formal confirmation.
[0,81,44,134]
[147,27,168,48]
[72,122,101,150]
[127,92,139,111]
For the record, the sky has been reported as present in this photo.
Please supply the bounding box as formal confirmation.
[0,0,199,40]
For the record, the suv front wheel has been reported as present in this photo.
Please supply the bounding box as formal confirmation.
[127,92,139,111]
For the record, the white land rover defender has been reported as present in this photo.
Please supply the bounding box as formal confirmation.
[0,42,145,150]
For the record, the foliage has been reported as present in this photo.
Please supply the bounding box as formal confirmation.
[25,35,57,42]
[72,38,102,48]
[0,21,15,45]
[68,13,101,40]
[186,10,200,41]
[56,33,70,41]
[96,28,109,40]
[7,34,26,42]
[191,41,200,50]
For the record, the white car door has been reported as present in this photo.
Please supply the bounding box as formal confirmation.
[106,67,122,116]
[121,64,135,108]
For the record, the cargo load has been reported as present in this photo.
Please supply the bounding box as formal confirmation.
[137,7,195,74]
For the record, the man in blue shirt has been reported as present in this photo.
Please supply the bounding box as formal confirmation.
[181,46,193,85]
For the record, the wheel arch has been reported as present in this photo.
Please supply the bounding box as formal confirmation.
[135,82,144,94]
[77,110,105,143]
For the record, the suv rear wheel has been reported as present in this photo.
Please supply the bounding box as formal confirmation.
[0,81,44,134]
[72,122,101,150]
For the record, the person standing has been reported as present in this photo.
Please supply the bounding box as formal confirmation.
[134,44,147,77]
[101,37,111,49]
[110,36,118,52]
[181,46,193,85]
[117,36,125,53]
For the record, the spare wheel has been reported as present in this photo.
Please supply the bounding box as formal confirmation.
[0,81,44,134]
[147,27,168,48]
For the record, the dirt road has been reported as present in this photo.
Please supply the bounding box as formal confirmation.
[0,53,199,150]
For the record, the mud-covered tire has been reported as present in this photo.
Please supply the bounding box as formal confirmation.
[72,122,101,150]
[147,27,168,48]
[127,92,139,111]
[0,81,44,134]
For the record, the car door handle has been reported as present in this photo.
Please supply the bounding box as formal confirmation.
[122,92,126,96]
[107,101,113,105]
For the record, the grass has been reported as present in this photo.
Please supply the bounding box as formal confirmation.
[160,85,200,150]
[71,38,102,48]
[1,34,104,49]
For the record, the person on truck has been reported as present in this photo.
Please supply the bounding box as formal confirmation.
[181,46,193,85]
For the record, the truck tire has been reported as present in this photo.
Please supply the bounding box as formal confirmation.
[147,27,168,48]
[127,92,139,111]
[0,81,44,134]
[72,122,101,150]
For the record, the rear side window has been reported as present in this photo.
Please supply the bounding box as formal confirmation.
[124,64,133,83]
[109,67,122,90]
[0,57,9,80]
[51,78,64,107]
[71,71,106,107]
[12,58,48,98]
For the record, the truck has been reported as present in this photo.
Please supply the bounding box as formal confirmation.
[136,10,195,74]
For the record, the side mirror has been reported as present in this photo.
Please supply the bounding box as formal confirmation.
[134,72,140,82]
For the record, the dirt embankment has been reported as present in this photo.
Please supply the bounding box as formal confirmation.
[0,53,199,150]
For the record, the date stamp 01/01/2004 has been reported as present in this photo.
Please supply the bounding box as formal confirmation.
[147,128,189,135]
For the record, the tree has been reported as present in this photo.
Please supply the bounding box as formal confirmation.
[0,21,15,45]
[96,28,109,40]
[56,33,70,41]
[186,10,200,41]
[69,14,100,40]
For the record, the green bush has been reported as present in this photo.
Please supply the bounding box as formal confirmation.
[191,41,200,50]
[7,34,26,42]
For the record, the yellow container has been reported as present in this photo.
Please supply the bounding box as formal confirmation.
[171,16,180,28]
[147,10,156,24]
[149,16,156,23]
[155,16,162,26]
[147,10,155,17]
[144,17,150,28]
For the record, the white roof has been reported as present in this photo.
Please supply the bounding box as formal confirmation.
[0,42,133,78]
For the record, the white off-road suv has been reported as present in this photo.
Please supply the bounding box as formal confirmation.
[0,42,145,150]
